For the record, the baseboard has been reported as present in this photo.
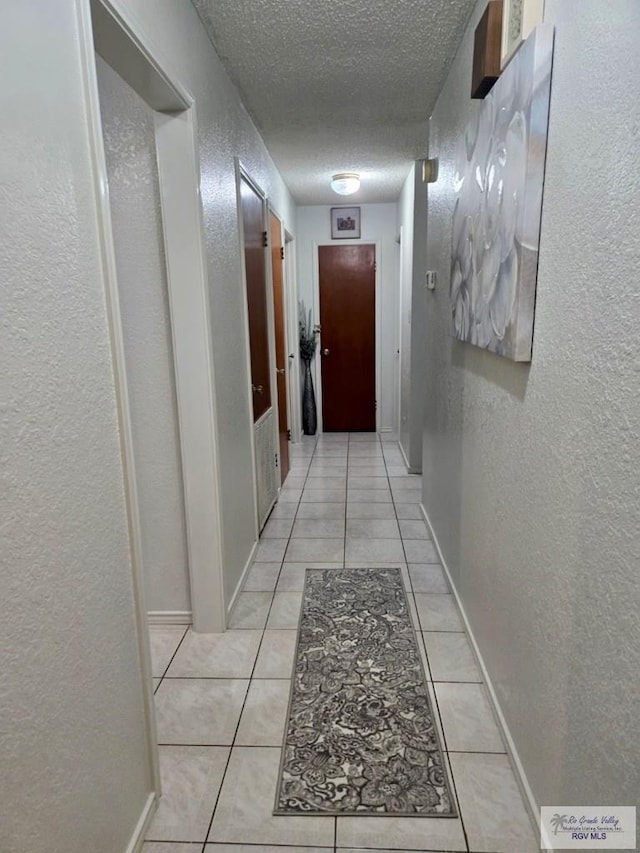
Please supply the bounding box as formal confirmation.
[124,792,157,853]
[226,539,258,619]
[398,439,421,474]
[147,610,192,625]
[419,502,541,839]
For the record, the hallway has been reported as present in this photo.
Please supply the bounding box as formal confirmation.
[4,2,639,850]
[146,433,537,852]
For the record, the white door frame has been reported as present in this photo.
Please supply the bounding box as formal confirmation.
[312,240,381,434]
[268,205,294,463]
[397,224,405,439]
[85,0,226,635]
[265,204,283,491]
[284,230,302,443]
[77,0,227,803]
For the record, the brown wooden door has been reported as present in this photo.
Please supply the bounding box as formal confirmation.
[269,211,290,483]
[319,244,376,432]
[240,178,271,421]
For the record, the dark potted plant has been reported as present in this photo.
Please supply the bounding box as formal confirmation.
[299,301,319,435]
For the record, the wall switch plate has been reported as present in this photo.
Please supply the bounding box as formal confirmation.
[426,270,437,291]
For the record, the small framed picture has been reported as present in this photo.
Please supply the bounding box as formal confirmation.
[501,0,544,68]
[331,207,361,239]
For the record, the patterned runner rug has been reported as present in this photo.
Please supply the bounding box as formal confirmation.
[274,567,457,817]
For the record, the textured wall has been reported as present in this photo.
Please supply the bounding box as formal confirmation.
[119,0,296,605]
[295,204,399,433]
[0,3,150,851]
[1,0,297,848]
[397,164,427,471]
[398,169,415,455]
[96,56,191,614]
[423,0,640,816]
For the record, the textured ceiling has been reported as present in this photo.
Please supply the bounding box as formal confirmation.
[192,0,475,204]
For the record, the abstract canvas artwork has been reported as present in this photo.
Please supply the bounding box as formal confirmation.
[450,24,554,361]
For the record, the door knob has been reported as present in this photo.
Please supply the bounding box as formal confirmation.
[276,368,285,375]
[252,384,264,394]
[323,348,330,356]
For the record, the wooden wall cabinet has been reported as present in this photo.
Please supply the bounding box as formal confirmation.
[471,0,503,99]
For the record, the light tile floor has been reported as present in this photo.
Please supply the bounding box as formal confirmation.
[145,433,538,853]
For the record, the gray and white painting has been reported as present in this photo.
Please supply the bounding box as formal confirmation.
[450,25,553,361]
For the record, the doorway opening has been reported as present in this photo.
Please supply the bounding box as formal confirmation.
[269,209,291,484]
[86,0,226,635]
[95,53,192,625]
[79,0,228,822]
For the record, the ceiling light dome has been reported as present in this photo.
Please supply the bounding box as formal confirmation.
[331,173,360,195]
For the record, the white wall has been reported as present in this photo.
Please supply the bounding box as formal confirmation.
[96,56,191,614]
[296,203,399,433]
[398,170,414,454]
[423,0,640,818]
[109,0,296,606]
[397,163,428,471]
[1,0,296,849]
[1,4,151,851]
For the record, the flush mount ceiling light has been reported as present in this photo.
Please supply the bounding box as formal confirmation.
[331,173,360,195]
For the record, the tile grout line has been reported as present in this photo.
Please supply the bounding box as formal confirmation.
[154,741,506,755]
[269,435,316,614]
[160,675,295,680]
[292,433,346,847]
[198,437,318,851]
[196,436,322,850]
[197,593,272,847]
[385,466,469,851]
[382,435,471,853]
[246,435,316,610]
[153,624,190,694]
[195,646,260,849]
[343,434,349,568]
[152,841,477,852]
